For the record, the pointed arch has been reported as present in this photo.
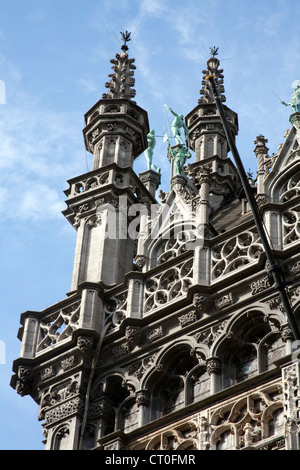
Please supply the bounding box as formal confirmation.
[140,335,205,390]
[140,337,209,421]
[211,305,286,388]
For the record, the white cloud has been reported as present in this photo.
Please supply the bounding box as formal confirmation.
[0,56,86,223]
[77,77,99,94]
[140,0,168,16]
[18,183,64,221]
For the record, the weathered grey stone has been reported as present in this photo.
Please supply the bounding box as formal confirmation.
[11,44,300,452]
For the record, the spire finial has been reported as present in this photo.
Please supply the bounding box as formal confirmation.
[210,46,219,57]
[199,47,226,104]
[120,30,131,51]
[102,32,136,101]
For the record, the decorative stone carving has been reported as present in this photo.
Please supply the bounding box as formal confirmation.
[77,336,94,353]
[195,320,229,347]
[240,422,259,448]
[106,122,117,131]
[61,356,75,371]
[178,310,198,327]
[250,275,272,295]
[156,229,199,265]
[282,207,300,246]
[41,366,55,381]
[215,292,233,309]
[112,326,141,360]
[198,416,210,450]
[147,326,163,342]
[127,355,157,382]
[281,325,293,342]
[256,194,268,207]
[212,230,263,280]
[15,366,33,397]
[56,425,70,441]
[290,260,300,275]
[78,203,90,213]
[134,255,146,268]
[129,420,199,450]
[112,342,131,359]
[279,168,300,200]
[125,326,141,347]
[38,301,81,352]
[136,389,150,406]
[102,47,136,101]
[206,357,222,375]
[41,379,81,411]
[44,397,85,425]
[282,362,300,449]
[210,387,284,449]
[144,259,193,312]
[89,396,113,419]
[86,214,102,229]
[266,296,284,313]
[103,291,127,326]
[193,293,208,312]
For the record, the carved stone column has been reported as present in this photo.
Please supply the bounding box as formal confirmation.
[136,389,150,427]
[206,357,222,394]
[281,324,294,356]
[127,278,144,318]
[198,416,210,450]
[282,362,300,450]
[254,134,269,196]
[198,166,212,227]
[19,314,40,359]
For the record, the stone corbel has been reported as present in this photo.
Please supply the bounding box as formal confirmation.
[193,293,208,313]
[15,365,33,397]
[77,335,94,354]
[125,325,141,348]
[134,255,147,268]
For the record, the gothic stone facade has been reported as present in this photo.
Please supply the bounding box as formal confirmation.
[10,47,300,451]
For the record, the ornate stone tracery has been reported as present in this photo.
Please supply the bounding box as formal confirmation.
[144,259,193,312]
[37,301,81,352]
[211,230,263,279]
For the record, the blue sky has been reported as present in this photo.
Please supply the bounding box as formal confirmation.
[1,0,300,450]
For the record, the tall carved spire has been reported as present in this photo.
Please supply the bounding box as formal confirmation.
[102,31,136,102]
[185,47,239,220]
[199,47,226,104]
[186,47,238,163]
[82,31,149,170]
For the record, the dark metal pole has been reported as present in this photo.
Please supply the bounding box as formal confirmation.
[206,74,300,341]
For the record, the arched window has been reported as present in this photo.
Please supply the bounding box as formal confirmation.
[262,334,285,371]
[221,311,284,388]
[161,376,185,415]
[151,345,207,420]
[234,345,258,383]
[91,375,132,437]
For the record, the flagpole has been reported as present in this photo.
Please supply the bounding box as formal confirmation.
[164,104,173,145]
[271,89,284,103]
